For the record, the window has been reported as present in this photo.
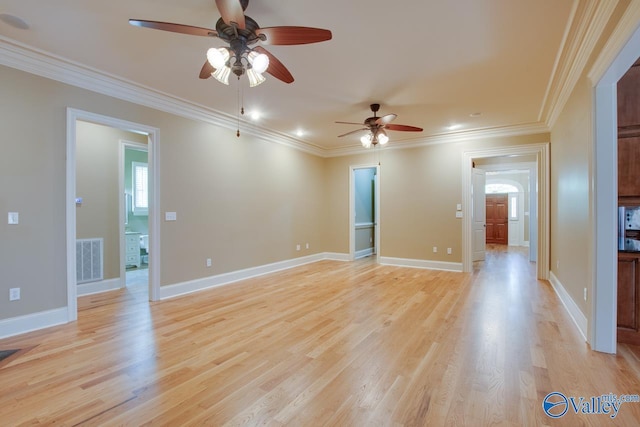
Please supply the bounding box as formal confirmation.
[485,183,519,194]
[132,161,148,215]
[510,195,518,219]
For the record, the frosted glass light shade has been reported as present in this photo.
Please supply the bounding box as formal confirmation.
[247,68,266,87]
[207,47,229,69]
[360,133,373,148]
[211,65,231,85]
[378,132,389,145]
[248,51,269,74]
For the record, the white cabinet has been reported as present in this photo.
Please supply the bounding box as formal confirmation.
[125,232,140,268]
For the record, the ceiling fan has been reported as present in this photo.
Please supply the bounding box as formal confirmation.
[129,0,332,87]
[336,104,423,148]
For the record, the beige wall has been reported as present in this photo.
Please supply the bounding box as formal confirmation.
[325,133,549,262]
[548,0,633,322]
[76,122,147,280]
[0,64,327,321]
[550,76,592,316]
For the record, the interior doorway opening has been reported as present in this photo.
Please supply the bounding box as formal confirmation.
[462,143,549,279]
[350,165,380,261]
[66,108,160,322]
[121,141,149,294]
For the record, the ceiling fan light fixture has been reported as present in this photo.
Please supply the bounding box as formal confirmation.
[248,51,269,74]
[211,65,231,85]
[360,133,373,148]
[247,68,266,87]
[378,130,389,145]
[207,47,229,69]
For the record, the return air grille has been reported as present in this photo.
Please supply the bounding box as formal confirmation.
[76,238,103,284]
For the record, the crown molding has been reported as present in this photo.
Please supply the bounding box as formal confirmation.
[1,35,550,159]
[0,35,326,157]
[324,122,550,157]
[540,0,619,128]
[588,0,640,83]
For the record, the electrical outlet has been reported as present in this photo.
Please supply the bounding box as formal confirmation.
[9,288,20,301]
[433,247,438,253]
[296,244,301,251]
[584,287,587,301]
[447,248,452,255]
[206,258,212,267]
[306,243,309,249]
[8,212,19,225]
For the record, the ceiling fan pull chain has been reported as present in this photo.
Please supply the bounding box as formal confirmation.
[236,78,242,137]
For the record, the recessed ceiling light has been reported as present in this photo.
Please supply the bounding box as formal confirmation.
[469,112,482,117]
[448,124,462,131]
[296,129,305,137]
[250,111,261,121]
[0,14,29,30]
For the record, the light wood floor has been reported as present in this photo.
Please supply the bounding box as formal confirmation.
[2,246,640,426]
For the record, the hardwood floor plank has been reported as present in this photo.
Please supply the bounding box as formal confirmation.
[2,249,640,425]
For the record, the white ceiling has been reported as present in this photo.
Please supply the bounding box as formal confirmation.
[0,0,576,152]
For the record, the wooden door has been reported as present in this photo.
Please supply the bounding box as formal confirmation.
[486,194,508,244]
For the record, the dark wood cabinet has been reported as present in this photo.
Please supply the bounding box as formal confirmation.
[618,136,640,197]
[618,253,640,344]
[618,64,640,129]
[618,60,640,345]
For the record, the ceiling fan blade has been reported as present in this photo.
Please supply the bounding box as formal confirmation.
[385,124,424,132]
[253,46,294,83]
[256,27,332,45]
[335,121,366,125]
[199,60,214,79]
[129,19,218,37]
[338,128,368,138]
[376,114,397,125]
[215,0,246,29]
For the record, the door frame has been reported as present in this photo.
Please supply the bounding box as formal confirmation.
[119,140,149,289]
[462,143,549,278]
[66,108,161,322]
[590,11,640,354]
[349,164,381,261]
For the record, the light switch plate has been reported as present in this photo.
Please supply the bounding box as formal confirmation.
[456,204,462,211]
[165,212,177,221]
[8,212,19,225]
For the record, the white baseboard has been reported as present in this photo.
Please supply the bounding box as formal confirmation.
[379,256,463,272]
[548,271,588,341]
[160,252,349,300]
[0,307,68,340]
[323,252,351,262]
[77,277,122,296]
[355,248,374,259]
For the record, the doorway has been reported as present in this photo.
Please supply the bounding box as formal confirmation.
[350,165,380,261]
[462,144,549,278]
[120,141,149,294]
[592,19,640,354]
[66,108,160,322]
